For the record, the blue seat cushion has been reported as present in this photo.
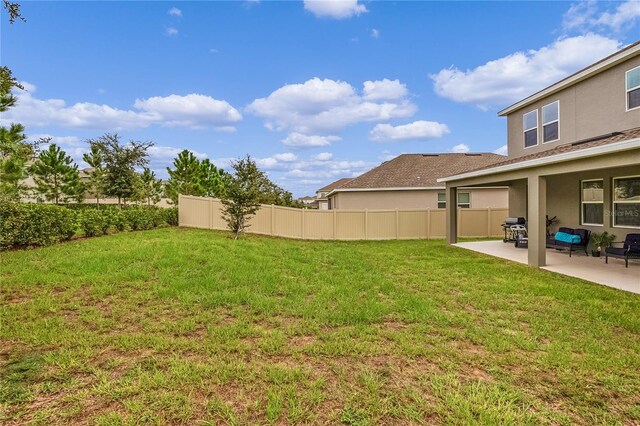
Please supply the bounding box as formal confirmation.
[555,231,582,244]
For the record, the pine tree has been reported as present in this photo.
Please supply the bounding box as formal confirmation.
[0,66,36,201]
[138,167,163,206]
[0,123,31,200]
[82,144,106,205]
[29,144,84,204]
[199,158,229,198]
[165,149,205,204]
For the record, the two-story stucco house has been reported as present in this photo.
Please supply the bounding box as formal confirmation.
[440,41,640,268]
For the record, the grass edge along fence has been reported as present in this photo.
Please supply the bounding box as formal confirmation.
[179,195,508,240]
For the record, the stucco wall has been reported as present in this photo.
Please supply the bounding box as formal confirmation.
[506,54,640,159]
[329,188,508,210]
[508,165,640,236]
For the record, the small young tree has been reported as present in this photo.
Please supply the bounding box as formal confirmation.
[29,143,84,204]
[82,144,106,205]
[86,133,153,207]
[138,167,163,206]
[221,155,263,240]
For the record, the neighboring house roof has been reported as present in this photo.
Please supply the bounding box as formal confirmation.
[439,127,640,182]
[499,41,640,116]
[298,196,316,201]
[330,153,506,192]
[317,178,354,193]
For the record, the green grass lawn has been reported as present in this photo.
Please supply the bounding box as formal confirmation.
[1,228,639,425]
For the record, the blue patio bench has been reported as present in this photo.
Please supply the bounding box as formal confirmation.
[605,233,640,268]
[546,227,591,257]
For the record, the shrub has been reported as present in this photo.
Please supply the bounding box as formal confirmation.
[122,207,154,231]
[78,208,111,237]
[163,207,179,226]
[1,203,177,250]
[0,203,77,249]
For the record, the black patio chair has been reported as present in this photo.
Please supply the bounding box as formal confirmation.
[605,233,640,268]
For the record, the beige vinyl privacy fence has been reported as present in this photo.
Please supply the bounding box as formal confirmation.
[179,195,508,240]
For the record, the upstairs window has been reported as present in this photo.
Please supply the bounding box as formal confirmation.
[542,101,559,143]
[627,66,640,111]
[437,192,446,208]
[523,110,538,148]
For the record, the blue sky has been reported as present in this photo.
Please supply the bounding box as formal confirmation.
[2,1,639,197]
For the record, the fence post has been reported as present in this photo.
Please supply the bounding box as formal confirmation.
[487,207,492,237]
[301,208,305,239]
[271,204,275,236]
[333,209,337,240]
[395,209,399,240]
[208,198,213,229]
[427,209,431,240]
[364,209,368,240]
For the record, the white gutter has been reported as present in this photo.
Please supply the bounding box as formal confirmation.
[437,138,640,183]
[326,185,508,197]
[326,186,443,197]
[498,43,640,116]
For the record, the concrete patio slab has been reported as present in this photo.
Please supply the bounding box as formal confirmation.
[454,240,640,294]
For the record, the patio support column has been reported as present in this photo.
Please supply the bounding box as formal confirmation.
[446,184,457,245]
[527,175,547,267]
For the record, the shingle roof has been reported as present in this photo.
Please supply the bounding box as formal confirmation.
[335,153,506,190]
[317,178,354,192]
[455,127,640,176]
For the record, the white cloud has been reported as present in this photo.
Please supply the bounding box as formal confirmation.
[30,134,82,147]
[564,0,640,33]
[134,94,242,128]
[362,79,407,101]
[282,132,341,148]
[450,144,470,154]
[369,120,450,142]
[248,77,416,134]
[2,87,242,131]
[493,145,508,156]
[371,28,379,39]
[165,27,178,36]
[18,81,37,93]
[313,152,333,161]
[209,48,219,53]
[303,0,367,19]
[431,34,621,109]
[168,7,182,17]
[149,145,207,162]
[272,152,298,162]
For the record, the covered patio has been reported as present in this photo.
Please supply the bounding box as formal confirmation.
[455,240,639,294]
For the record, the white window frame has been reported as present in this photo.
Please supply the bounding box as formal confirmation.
[523,110,538,149]
[626,65,640,112]
[613,175,640,229]
[541,101,560,143]
[457,192,471,208]
[580,179,604,226]
[437,192,446,209]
